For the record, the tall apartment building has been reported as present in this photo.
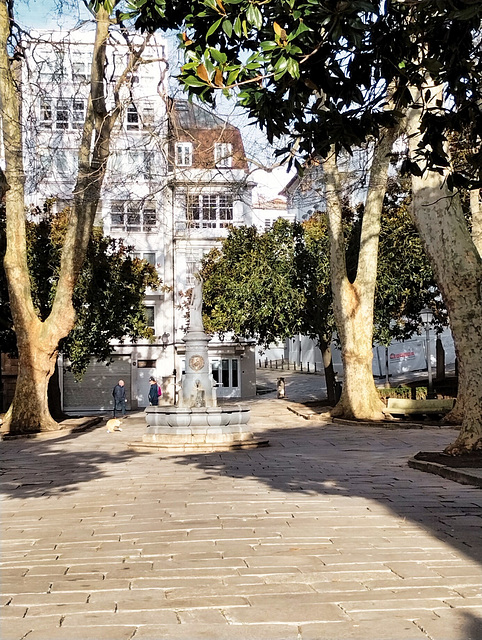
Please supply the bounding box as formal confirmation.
[3,28,256,412]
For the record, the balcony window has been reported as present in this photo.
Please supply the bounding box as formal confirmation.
[187,193,233,229]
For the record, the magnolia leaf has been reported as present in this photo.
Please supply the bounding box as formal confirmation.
[214,68,224,87]
[222,19,233,37]
[196,63,211,83]
[206,17,223,38]
[184,74,210,87]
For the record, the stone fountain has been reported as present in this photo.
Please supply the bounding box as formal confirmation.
[129,279,268,452]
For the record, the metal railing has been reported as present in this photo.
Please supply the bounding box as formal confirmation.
[257,358,324,374]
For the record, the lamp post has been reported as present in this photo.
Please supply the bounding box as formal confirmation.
[420,308,436,399]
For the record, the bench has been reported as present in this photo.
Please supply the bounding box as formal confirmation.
[383,397,455,418]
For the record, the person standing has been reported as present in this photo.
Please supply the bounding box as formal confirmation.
[112,379,126,417]
[148,376,160,406]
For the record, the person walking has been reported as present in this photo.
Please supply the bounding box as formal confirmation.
[112,379,126,417]
[148,376,160,406]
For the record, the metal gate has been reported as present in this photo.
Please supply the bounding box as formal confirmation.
[62,356,131,412]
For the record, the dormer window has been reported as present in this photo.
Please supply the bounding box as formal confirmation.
[215,142,232,168]
[176,142,193,167]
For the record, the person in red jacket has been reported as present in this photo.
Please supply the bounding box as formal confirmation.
[148,376,160,406]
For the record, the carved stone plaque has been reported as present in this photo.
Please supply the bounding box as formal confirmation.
[189,355,205,371]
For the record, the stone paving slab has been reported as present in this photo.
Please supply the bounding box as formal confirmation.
[1,370,482,639]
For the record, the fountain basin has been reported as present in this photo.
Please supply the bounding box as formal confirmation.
[128,404,269,452]
[145,404,251,428]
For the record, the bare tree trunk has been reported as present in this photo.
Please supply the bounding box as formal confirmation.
[319,337,336,405]
[470,189,481,256]
[0,4,120,434]
[407,86,482,454]
[324,130,396,420]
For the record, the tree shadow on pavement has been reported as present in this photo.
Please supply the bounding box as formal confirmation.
[171,423,482,564]
[0,424,138,500]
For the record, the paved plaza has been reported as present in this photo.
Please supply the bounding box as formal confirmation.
[1,371,481,640]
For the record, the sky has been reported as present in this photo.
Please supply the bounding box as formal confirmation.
[13,0,294,200]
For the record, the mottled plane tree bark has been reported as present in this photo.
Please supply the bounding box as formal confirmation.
[0,1,148,433]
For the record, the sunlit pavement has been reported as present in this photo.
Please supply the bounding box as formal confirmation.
[1,370,481,640]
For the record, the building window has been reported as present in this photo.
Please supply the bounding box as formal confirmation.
[138,359,156,368]
[187,193,233,229]
[54,150,75,176]
[144,306,155,329]
[72,54,91,81]
[143,204,157,231]
[110,201,157,233]
[43,98,85,131]
[127,104,139,130]
[143,102,155,125]
[56,99,69,129]
[40,99,52,129]
[72,99,85,128]
[132,251,156,266]
[186,251,202,286]
[214,142,233,168]
[143,151,154,180]
[176,142,192,167]
[126,203,141,232]
[211,358,239,388]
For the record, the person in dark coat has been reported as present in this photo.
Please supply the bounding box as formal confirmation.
[148,376,160,406]
[112,379,126,417]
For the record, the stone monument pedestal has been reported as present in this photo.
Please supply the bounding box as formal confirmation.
[128,278,269,452]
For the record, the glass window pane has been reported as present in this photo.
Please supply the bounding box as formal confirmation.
[72,99,85,128]
[127,104,139,129]
[40,100,52,128]
[231,359,239,388]
[221,359,229,387]
[211,360,220,383]
[143,252,156,266]
[127,203,141,231]
[111,202,124,229]
[143,208,157,231]
[56,99,69,129]
[215,142,232,168]
[144,306,155,328]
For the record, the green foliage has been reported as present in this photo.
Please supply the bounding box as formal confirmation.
[0,204,161,379]
[377,386,428,400]
[200,218,333,348]
[200,176,448,351]
[128,0,482,187]
[374,177,447,345]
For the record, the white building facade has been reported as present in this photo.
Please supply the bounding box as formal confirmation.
[14,29,256,412]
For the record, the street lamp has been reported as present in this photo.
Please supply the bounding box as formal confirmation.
[420,308,436,399]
